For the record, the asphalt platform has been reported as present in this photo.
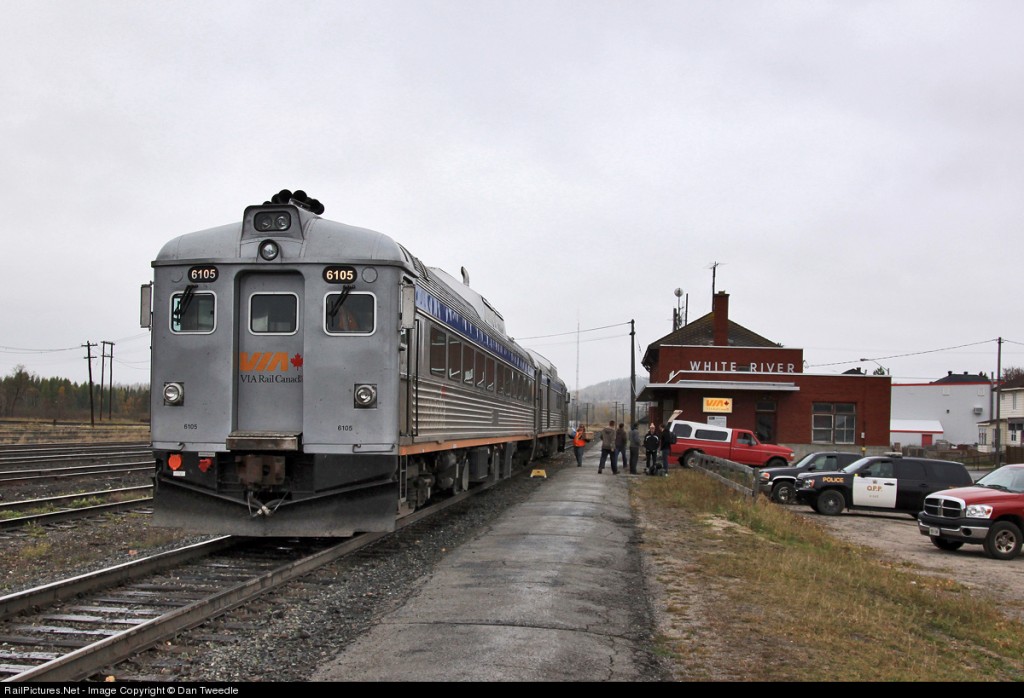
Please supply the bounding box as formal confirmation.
[311,445,666,682]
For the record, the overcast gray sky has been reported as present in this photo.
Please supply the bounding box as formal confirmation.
[2,0,1022,392]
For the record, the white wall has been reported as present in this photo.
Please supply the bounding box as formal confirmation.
[890,381,991,446]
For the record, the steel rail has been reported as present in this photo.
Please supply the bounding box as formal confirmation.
[3,481,490,682]
[0,496,154,530]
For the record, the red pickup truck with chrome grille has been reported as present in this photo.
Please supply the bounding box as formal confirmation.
[917,463,1024,560]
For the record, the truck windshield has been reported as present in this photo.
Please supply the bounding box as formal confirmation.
[976,467,1024,493]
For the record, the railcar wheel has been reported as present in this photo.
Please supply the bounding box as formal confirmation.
[814,489,846,516]
[770,481,796,505]
[983,521,1023,560]
[930,536,964,552]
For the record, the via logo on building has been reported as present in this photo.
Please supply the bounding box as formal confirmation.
[239,352,304,384]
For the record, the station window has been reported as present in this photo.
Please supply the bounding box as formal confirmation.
[812,402,856,444]
[171,290,215,333]
[325,292,375,334]
[429,328,446,378]
[250,293,297,334]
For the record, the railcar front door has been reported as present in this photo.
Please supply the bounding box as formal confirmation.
[236,273,304,433]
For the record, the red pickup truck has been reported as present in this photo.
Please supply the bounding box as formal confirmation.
[917,463,1024,560]
[668,420,794,469]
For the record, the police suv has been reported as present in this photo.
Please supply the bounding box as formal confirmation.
[794,455,972,516]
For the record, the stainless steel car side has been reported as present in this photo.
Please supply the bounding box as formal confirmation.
[142,190,568,537]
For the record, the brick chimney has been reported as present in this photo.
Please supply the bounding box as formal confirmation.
[712,292,729,346]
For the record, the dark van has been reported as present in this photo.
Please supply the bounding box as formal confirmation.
[794,455,973,516]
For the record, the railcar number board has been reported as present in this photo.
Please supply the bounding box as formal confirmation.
[323,265,358,283]
[188,265,219,282]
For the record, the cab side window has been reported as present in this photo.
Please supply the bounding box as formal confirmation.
[171,291,215,333]
[325,292,375,334]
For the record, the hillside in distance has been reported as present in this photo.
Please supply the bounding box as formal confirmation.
[571,376,650,426]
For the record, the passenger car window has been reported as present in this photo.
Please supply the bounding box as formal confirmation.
[429,328,446,377]
[171,291,215,333]
[250,293,297,334]
[325,292,375,334]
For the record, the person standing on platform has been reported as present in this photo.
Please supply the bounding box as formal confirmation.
[573,424,587,467]
[659,422,676,476]
[613,423,628,474]
[598,420,617,474]
[628,423,641,474]
[644,424,661,475]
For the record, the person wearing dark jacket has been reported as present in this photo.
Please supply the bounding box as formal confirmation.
[659,423,675,475]
[628,424,641,474]
[613,423,628,473]
[643,424,661,475]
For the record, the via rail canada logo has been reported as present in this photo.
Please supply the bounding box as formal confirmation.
[239,352,304,384]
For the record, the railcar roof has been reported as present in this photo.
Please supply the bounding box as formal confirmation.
[153,215,411,267]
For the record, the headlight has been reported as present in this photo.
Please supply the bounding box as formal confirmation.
[163,382,184,406]
[965,504,993,519]
[354,383,377,408]
[259,240,280,261]
[760,472,771,481]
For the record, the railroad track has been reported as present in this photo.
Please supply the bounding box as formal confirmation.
[0,486,154,530]
[0,462,154,489]
[0,484,481,682]
[0,443,151,469]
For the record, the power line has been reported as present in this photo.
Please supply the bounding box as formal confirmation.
[0,344,80,354]
[516,321,632,341]
[806,339,1002,368]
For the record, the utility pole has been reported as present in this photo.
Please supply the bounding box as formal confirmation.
[995,337,1003,467]
[99,342,107,421]
[83,342,96,427]
[630,319,636,425]
[574,320,580,423]
[102,341,114,420]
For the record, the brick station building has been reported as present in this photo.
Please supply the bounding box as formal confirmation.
[638,292,891,458]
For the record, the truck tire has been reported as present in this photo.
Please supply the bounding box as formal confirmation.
[770,481,796,505]
[814,489,846,516]
[930,536,964,552]
[765,458,786,469]
[683,450,702,468]
[983,521,1023,560]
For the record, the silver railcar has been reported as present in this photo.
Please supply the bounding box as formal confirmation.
[141,190,568,537]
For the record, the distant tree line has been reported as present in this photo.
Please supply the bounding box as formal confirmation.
[0,365,149,422]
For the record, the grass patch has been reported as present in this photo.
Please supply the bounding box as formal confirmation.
[634,470,1024,682]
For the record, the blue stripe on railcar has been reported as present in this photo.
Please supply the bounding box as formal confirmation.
[415,286,533,374]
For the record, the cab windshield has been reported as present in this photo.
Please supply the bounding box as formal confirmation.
[976,466,1024,493]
